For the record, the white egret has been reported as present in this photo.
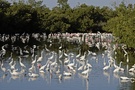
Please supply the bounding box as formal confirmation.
[113,61,124,73]
[55,68,60,74]
[86,60,92,68]
[32,55,37,65]
[0,45,6,58]
[67,59,75,67]
[91,52,97,56]
[59,43,62,49]
[50,60,57,67]
[0,61,6,73]
[132,64,135,68]
[10,61,16,70]
[58,74,62,80]
[120,76,131,80]
[28,72,39,78]
[8,69,20,76]
[29,64,36,73]
[63,50,68,57]
[78,64,84,71]
[122,45,128,57]
[39,60,49,71]
[80,52,86,61]
[59,50,63,59]
[63,71,72,76]
[9,58,14,66]
[19,57,26,68]
[45,44,50,52]
[45,62,50,71]
[37,50,44,63]
[39,69,45,74]
[129,67,135,72]
[118,61,124,71]
[103,61,111,71]
[113,59,119,69]
[64,58,69,64]
[48,52,54,60]
[8,52,13,60]
[19,47,23,56]
[126,55,129,63]
[78,73,89,79]
[67,65,76,72]
[76,49,81,58]
[81,66,91,75]
[120,76,135,83]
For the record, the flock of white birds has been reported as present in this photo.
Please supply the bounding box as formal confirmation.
[0,32,135,83]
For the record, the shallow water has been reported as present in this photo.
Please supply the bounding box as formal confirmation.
[0,51,134,90]
[0,33,135,90]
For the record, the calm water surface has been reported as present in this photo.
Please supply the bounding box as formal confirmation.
[0,33,134,90]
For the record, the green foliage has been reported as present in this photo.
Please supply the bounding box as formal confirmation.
[71,4,94,32]
[57,0,70,9]
[0,0,114,34]
[47,7,70,33]
[103,2,135,48]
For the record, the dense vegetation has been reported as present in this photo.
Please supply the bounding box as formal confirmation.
[0,0,135,48]
[103,2,135,49]
[0,0,114,33]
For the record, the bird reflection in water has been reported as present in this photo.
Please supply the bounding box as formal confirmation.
[0,33,134,90]
[8,75,20,82]
[103,71,110,83]
[28,77,38,81]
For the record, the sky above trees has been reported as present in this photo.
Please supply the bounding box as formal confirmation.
[40,0,135,8]
[7,0,135,9]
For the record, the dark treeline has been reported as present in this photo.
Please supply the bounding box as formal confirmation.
[0,0,135,48]
[0,0,114,34]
